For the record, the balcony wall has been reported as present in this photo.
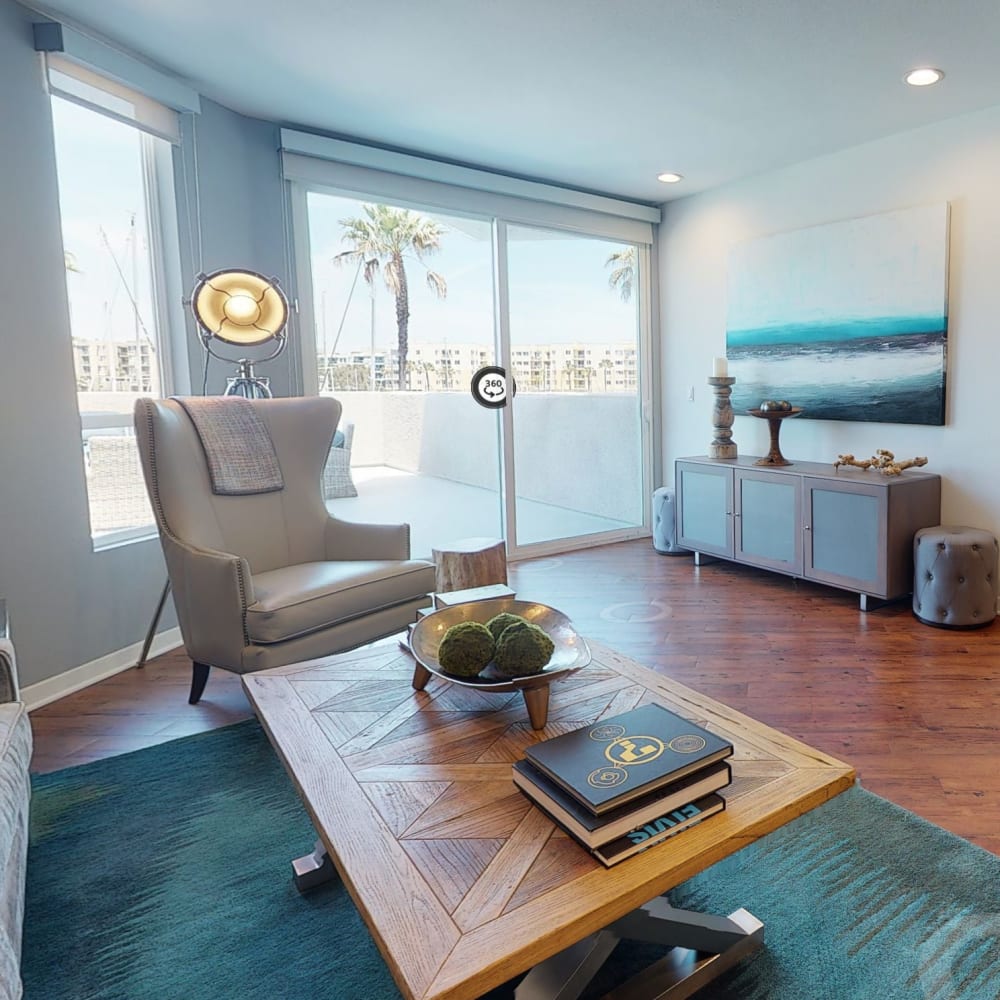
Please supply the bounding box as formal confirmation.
[332,392,642,523]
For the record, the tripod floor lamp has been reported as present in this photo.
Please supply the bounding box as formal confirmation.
[191,267,290,396]
[135,268,290,669]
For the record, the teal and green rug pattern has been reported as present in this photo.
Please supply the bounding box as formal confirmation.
[23,720,1000,999]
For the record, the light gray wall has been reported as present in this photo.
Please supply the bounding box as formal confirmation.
[0,1,289,687]
[659,105,1000,544]
[174,99,294,397]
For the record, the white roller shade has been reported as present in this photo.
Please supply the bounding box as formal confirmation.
[280,129,658,245]
[46,54,181,144]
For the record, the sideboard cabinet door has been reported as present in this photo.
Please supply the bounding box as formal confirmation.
[676,461,733,557]
[735,469,803,575]
[802,477,887,596]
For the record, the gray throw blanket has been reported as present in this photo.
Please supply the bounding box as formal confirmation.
[174,396,284,496]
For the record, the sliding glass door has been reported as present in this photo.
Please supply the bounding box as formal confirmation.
[294,183,651,561]
[304,192,503,559]
[504,224,645,548]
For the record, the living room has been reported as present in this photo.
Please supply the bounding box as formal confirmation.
[2,0,1000,997]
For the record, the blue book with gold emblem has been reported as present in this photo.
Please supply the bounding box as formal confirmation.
[513,758,731,848]
[522,703,733,815]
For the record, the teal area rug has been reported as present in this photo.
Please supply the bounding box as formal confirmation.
[23,720,1000,1000]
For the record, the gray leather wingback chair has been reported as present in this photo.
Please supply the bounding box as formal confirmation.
[134,396,436,703]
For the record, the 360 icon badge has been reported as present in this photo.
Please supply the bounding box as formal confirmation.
[470,366,516,409]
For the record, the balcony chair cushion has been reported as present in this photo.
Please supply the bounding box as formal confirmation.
[323,422,358,500]
[247,559,436,644]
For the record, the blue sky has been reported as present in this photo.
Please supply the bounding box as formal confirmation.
[52,97,157,350]
[52,99,640,362]
[307,192,639,356]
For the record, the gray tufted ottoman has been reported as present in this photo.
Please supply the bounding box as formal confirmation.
[913,525,998,628]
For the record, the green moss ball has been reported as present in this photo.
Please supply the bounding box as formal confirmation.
[437,621,495,677]
[493,621,555,677]
[485,612,528,641]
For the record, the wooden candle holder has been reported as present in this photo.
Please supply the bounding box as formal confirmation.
[708,376,737,459]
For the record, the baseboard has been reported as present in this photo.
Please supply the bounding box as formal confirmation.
[22,627,184,711]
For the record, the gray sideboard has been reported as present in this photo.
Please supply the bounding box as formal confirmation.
[675,456,942,610]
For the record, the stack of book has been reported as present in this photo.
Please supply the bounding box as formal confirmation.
[512,703,734,866]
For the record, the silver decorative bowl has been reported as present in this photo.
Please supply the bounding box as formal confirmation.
[409,598,591,690]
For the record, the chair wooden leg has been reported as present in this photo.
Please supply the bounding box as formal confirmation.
[189,661,211,704]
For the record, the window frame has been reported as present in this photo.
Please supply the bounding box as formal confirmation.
[287,171,658,559]
[48,88,184,551]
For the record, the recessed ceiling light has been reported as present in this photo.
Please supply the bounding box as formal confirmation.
[657,172,683,184]
[905,67,944,87]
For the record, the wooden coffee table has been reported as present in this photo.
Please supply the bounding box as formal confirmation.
[244,639,854,1000]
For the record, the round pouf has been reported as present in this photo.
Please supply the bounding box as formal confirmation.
[913,526,998,629]
[652,487,689,555]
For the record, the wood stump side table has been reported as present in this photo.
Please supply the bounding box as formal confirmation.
[432,536,508,593]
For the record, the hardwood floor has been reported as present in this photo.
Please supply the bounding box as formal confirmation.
[29,539,1000,854]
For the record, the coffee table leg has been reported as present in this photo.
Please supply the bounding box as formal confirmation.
[605,900,763,999]
[515,930,619,1000]
[291,838,336,894]
[515,897,763,1000]
[521,686,550,730]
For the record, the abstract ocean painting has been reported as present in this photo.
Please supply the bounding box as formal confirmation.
[726,204,949,425]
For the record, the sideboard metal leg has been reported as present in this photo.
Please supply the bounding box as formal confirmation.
[859,593,889,612]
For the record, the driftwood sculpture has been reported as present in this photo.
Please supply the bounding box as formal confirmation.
[834,449,928,477]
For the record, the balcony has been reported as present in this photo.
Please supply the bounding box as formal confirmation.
[79,390,644,555]
[327,390,643,556]
[329,467,635,559]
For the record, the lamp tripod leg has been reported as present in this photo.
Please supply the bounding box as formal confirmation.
[136,578,171,669]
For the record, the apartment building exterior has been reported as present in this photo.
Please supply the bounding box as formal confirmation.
[319,342,639,392]
[72,337,157,393]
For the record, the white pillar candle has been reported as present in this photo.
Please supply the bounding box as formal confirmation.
[712,356,728,377]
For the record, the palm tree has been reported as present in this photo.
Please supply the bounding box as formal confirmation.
[334,204,447,389]
[605,246,636,303]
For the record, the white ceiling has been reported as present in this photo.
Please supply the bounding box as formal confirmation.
[31,0,1000,204]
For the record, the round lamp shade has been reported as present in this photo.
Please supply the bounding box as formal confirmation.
[191,269,289,347]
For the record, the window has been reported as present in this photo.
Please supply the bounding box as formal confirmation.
[49,72,181,548]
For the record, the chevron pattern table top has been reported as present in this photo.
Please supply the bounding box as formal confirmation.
[244,638,855,1000]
